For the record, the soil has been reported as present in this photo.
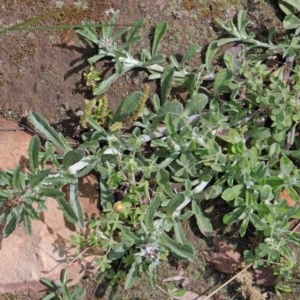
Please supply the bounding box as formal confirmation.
[1,1,299,299]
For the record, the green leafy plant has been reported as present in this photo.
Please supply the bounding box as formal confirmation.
[75,10,211,97]
[68,8,300,292]
[40,269,85,300]
[3,7,300,297]
[0,116,84,237]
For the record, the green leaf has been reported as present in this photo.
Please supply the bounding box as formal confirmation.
[279,0,300,15]
[159,232,194,260]
[174,221,190,244]
[125,262,139,289]
[29,112,71,152]
[160,66,174,105]
[149,260,158,287]
[222,184,244,201]
[164,113,177,136]
[23,213,32,235]
[43,190,78,223]
[28,135,41,172]
[205,41,219,71]
[158,101,183,119]
[283,14,300,29]
[145,195,162,230]
[186,93,208,115]
[223,207,245,224]
[40,277,57,289]
[237,10,249,36]
[165,194,186,217]
[239,216,250,237]
[258,176,284,187]
[192,201,213,236]
[181,44,201,66]
[99,177,114,208]
[152,93,161,113]
[199,185,222,200]
[12,166,22,191]
[109,242,132,260]
[217,128,244,144]
[170,289,186,297]
[152,21,167,57]
[112,91,142,123]
[124,18,143,50]
[4,213,18,237]
[280,156,294,176]
[93,73,122,96]
[59,268,68,283]
[69,182,84,228]
[216,37,241,47]
[182,74,196,96]
[76,21,99,44]
[63,150,85,169]
[40,292,56,300]
[213,68,233,98]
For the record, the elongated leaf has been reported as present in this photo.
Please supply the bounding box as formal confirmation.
[102,10,120,39]
[279,0,300,14]
[93,73,121,95]
[145,195,162,229]
[205,41,218,71]
[125,262,139,289]
[40,292,56,300]
[86,116,107,134]
[183,74,196,96]
[152,21,167,57]
[159,232,194,260]
[12,166,22,191]
[174,221,189,244]
[222,184,244,201]
[237,10,249,37]
[59,268,68,283]
[56,197,78,224]
[99,177,114,208]
[223,207,245,224]
[166,194,185,216]
[258,176,284,187]
[112,91,142,123]
[40,277,57,289]
[160,66,174,104]
[23,213,32,235]
[110,27,130,43]
[4,213,18,237]
[124,18,143,50]
[29,112,71,152]
[69,181,84,228]
[149,260,158,287]
[164,113,177,136]
[43,190,78,223]
[28,135,41,172]
[192,201,213,236]
[76,21,99,44]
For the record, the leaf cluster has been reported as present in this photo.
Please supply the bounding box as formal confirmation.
[3,5,300,296]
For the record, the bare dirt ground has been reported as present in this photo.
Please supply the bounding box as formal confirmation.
[1,1,299,299]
